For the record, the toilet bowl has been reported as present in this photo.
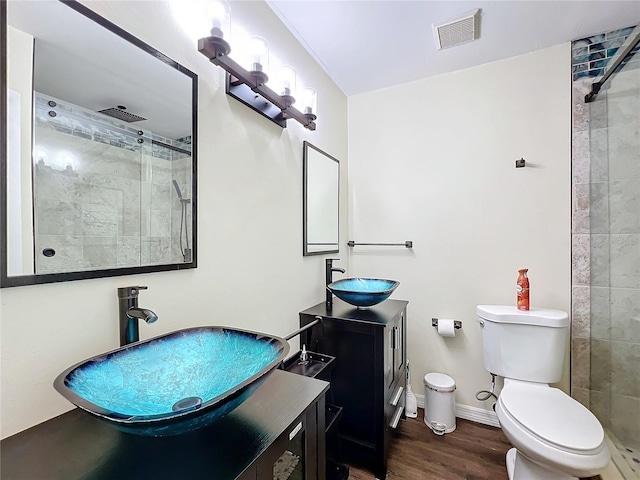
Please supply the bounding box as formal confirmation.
[476,305,610,479]
[496,380,609,479]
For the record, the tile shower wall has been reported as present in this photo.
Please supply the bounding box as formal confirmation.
[572,26,639,81]
[571,26,640,459]
[33,94,191,273]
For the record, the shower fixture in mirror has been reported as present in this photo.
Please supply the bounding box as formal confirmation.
[303,141,339,256]
[1,0,198,288]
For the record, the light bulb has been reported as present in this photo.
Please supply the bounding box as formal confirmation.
[301,87,317,115]
[209,0,230,38]
[280,66,296,97]
[249,36,269,74]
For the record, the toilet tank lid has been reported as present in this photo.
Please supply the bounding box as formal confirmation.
[476,305,569,328]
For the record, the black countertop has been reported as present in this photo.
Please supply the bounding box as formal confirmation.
[1,370,329,480]
[300,299,409,325]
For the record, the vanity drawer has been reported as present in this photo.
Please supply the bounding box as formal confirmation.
[385,377,405,428]
[388,383,404,410]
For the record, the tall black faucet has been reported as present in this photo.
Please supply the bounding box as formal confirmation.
[118,286,158,346]
[325,258,345,309]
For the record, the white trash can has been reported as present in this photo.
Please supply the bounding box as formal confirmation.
[423,372,456,435]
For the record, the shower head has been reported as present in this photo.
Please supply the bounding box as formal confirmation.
[172,180,184,200]
[172,180,191,204]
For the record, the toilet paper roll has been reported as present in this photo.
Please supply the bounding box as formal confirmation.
[437,319,456,337]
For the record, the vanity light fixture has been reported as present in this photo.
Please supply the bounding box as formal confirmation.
[197,1,317,130]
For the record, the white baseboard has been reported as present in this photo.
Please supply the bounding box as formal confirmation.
[415,393,500,428]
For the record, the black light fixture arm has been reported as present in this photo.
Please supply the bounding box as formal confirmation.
[199,37,255,87]
[198,36,317,131]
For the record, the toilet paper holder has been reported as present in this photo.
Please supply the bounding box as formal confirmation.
[432,318,462,329]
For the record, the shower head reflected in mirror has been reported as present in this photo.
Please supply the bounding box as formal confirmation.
[172,180,192,262]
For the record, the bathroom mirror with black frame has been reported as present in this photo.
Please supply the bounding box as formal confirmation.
[303,141,339,256]
[1,0,198,288]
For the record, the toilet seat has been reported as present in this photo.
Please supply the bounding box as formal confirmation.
[496,381,609,478]
[499,382,604,455]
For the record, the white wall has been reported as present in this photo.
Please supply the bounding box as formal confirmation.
[6,26,34,275]
[0,0,348,438]
[347,44,571,412]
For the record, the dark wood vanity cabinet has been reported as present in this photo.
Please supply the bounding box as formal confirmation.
[0,370,328,480]
[299,299,408,479]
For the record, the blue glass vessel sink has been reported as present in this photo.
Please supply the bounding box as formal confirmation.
[327,278,400,308]
[54,327,289,436]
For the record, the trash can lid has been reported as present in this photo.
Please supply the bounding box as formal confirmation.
[424,372,456,392]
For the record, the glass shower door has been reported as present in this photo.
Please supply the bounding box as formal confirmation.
[32,93,191,274]
[588,47,640,477]
[32,93,146,274]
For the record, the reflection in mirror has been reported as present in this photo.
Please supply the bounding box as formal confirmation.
[303,141,339,256]
[1,0,198,287]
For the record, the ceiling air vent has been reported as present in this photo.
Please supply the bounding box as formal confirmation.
[433,9,481,50]
[97,105,147,123]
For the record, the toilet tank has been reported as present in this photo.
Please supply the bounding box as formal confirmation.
[476,305,569,383]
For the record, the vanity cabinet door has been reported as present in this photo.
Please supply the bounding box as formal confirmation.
[254,397,323,480]
[386,310,407,423]
[386,309,406,392]
[393,309,406,383]
[386,321,394,391]
[257,413,307,480]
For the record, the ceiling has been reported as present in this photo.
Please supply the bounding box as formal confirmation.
[265,1,640,96]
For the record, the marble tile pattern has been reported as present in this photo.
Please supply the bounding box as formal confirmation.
[572,28,640,452]
[33,94,192,274]
[571,76,593,402]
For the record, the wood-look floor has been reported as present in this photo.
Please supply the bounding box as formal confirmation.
[346,410,512,480]
[343,410,601,480]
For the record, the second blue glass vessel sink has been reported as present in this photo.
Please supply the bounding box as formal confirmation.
[53,327,289,436]
[327,278,400,308]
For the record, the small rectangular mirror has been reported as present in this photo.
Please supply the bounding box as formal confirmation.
[303,141,339,256]
[1,0,198,287]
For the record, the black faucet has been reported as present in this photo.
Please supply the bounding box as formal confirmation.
[117,286,158,346]
[325,259,346,309]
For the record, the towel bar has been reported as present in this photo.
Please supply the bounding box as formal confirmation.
[347,241,413,248]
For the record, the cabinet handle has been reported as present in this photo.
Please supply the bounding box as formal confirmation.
[288,421,303,440]
[389,405,404,429]
[390,385,404,406]
[392,326,400,350]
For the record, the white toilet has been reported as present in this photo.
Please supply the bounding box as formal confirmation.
[477,305,610,480]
